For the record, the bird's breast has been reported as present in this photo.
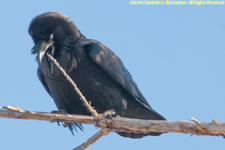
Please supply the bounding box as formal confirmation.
[44,56,124,116]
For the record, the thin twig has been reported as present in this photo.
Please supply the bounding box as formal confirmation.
[190,117,206,129]
[73,130,110,150]
[46,53,100,118]
[3,105,25,112]
[190,117,206,134]
[190,117,201,126]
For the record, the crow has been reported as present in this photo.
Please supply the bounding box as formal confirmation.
[29,12,166,138]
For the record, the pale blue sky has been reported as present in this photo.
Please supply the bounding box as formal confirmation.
[1,1,225,150]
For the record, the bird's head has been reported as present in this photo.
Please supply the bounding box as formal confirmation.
[29,12,81,74]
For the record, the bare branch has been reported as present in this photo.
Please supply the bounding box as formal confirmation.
[1,106,225,138]
[73,130,110,150]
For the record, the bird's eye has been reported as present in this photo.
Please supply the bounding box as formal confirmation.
[50,34,54,40]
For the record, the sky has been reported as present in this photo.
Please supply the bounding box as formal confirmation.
[0,0,225,150]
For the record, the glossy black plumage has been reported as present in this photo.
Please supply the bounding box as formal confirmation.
[29,12,166,138]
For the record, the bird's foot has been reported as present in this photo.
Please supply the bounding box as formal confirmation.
[101,109,116,119]
[51,109,69,127]
[51,109,69,115]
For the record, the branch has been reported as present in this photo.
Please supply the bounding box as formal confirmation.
[1,106,225,138]
[73,130,109,150]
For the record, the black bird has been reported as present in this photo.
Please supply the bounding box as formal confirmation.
[29,12,166,138]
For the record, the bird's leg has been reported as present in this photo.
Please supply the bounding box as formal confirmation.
[51,109,69,127]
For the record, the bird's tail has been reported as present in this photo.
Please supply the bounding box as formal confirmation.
[117,106,166,138]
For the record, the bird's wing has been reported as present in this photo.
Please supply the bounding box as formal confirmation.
[82,40,152,110]
[37,68,52,96]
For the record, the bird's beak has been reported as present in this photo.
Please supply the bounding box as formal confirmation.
[36,41,51,63]
[35,41,55,74]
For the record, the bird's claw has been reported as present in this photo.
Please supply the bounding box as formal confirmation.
[51,109,69,115]
[51,109,69,127]
[101,109,116,119]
